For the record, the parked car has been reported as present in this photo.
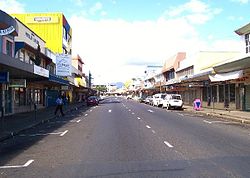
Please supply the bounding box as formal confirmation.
[126,95,133,99]
[152,93,167,107]
[162,94,183,110]
[138,96,146,103]
[87,96,99,106]
[145,96,153,105]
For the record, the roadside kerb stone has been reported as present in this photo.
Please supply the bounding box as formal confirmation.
[184,107,250,125]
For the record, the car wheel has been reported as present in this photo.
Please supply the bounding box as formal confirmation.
[166,104,170,110]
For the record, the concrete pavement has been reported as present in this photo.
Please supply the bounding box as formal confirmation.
[0,102,86,142]
[183,105,250,124]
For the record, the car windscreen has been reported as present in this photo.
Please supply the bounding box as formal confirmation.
[172,95,181,100]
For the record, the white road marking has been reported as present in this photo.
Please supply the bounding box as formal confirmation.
[146,125,151,129]
[19,131,65,137]
[0,160,34,169]
[148,109,154,113]
[109,110,112,113]
[60,130,68,136]
[132,112,135,115]
[90,110,93,112]
[203,120,212,124]
[128,109,131,111]
[137,117,141,120]
[177,113,184,116]
[152,130,156,134]
[76,119,81,123]
[85,114,88,116]
[204,120,238,124]
[164,141,174,148]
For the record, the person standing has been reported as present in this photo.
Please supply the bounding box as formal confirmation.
[55,95,65,116]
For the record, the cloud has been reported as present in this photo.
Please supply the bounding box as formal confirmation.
[89,2,103,15]
[72,0,84,6]
[162,0,222,24]
[228,16,244,21]
[231,0,249,4]
[0,0,25,14]
[69,15,206,83]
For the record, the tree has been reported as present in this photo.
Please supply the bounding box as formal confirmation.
[95,85,107,92]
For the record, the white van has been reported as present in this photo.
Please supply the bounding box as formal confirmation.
[162,94,183,110]
[152,93,167,107]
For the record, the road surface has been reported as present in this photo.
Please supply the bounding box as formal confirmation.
[1,96,250,177]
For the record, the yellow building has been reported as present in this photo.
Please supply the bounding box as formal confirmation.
[11,13,72,54]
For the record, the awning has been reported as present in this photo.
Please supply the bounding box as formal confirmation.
[213,55,250,73]
[209,70,243,82]
[181,70,212,82]
[49,74,69,85]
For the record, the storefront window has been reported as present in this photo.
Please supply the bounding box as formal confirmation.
[6,40,13,57]
[14,88,26,106]
[202,87,207,101]
[212,85,217,102]
[219,85,224,102]
[34,89,43,104]
[230,84,235,103]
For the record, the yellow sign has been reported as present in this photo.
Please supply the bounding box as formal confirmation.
[26,16,59,24]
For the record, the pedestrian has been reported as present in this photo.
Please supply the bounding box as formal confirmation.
[55,95,65,116]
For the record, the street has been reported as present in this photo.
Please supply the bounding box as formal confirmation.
[1,96,250,178]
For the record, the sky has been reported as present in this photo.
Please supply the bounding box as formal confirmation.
[0,0,249,84]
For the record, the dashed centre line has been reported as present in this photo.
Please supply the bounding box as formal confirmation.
[164,141,174,148]
[108,110,112,113]
[137,117,141,120]
[146,125,151,129]
[132,112,135,115]
[152,130,156,134]
[148,109,154,113]
[85,114,88,116]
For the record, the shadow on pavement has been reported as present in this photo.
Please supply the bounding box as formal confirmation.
[0,106,90,167]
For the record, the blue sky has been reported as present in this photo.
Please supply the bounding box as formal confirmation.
[1,0,249,83]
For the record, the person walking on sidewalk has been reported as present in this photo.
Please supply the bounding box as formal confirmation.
[55,95,65,116]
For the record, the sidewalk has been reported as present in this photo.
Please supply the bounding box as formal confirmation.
[0,102,86,142]
[184,105,250,124]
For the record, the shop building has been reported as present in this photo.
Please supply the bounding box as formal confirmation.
[176,51,240,109]
[11,13,72,54]
[0,10,19,116]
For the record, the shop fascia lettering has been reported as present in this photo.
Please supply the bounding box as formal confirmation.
[0,26,15,36]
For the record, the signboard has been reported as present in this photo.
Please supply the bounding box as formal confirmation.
[0,26,15,36]
[61,86,69,90]
[9,79,26,88]
[56,54,72,76]
[34,65,49,78]
[26,16,59,24]
[0,72,9,83]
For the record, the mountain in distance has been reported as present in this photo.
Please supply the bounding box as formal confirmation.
[110,82,124,89]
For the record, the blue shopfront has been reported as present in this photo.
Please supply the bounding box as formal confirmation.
[46,74,69,107]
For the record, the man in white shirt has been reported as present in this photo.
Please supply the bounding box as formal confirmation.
[54,95,65,116]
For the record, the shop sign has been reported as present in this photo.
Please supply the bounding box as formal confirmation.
[0,72,9,83]
[9,79,26,88]
[34,65,49,78]
[26,16,59,24]
[61,85,69,90]
[0,26,15,36]
[56,54,72,76]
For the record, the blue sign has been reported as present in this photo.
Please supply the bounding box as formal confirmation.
[0,72,9,83]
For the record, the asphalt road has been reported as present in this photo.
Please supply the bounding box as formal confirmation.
[0,96,250,178]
